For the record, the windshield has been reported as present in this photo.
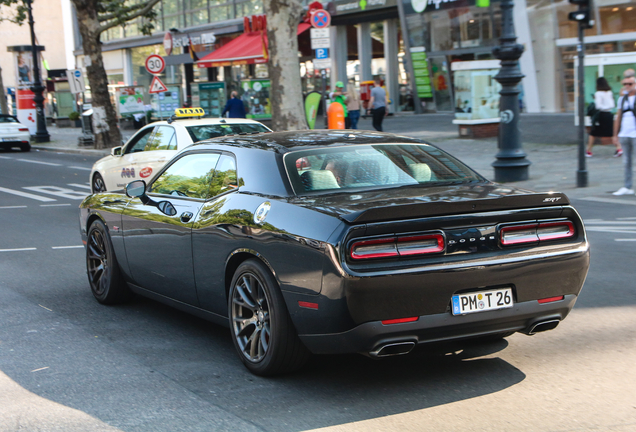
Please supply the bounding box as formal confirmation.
[0,115,18,123]
[187,123,270,142]
[284,144,485,195]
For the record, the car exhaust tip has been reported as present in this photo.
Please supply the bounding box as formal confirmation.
[526,319,560,335]
[369,341,416,358]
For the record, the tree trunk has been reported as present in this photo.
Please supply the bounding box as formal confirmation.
[72,0,122,148]
[263,0,308,131]
[0,66,8,115]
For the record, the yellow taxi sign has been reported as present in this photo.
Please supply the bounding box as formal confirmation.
[174,107,205,118]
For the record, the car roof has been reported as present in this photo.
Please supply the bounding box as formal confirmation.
[187,130,426,154]
[149,118,269,127]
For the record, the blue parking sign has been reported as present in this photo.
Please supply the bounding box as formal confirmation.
[315,48,329,59]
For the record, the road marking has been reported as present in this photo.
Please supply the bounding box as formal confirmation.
[40,203,72,207]
[617,217,636,220]
[23,186,88,200]
[0,155,12,159]
[578,197,636,206]
[68,166,92,171]
[38,304,53,312]
[615,239,636,242]
[0,247,37,252]
[16,159,62,166]
[0,205,27,209]
[31,367,49,373]
[67,183,92,190]
[52,245,84,249]
[0,186,56,202]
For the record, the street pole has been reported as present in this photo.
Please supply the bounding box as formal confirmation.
[321,68,328,128]
[491,0,530,182]
[26,0,50,143]
[576,23,588,187]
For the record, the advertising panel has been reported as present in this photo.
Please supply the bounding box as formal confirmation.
[116,87,146,116]
[240,79,271,120]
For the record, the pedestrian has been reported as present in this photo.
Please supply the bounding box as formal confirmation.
[222,91,246,118]
[586,77,620,157]
[329,81,348,127]
[612,74,636,196]
[368,78,387,131]
[619,69,635,97]
[345,82,361,129]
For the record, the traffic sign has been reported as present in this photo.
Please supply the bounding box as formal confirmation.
[310,28,329,39]
[149,76,169,93]
[311,38,330,49]
[315,48,329,59]
[313,58,332,70]
[311,9,331,29]
[66,69,85,94]
[145,54,166,75]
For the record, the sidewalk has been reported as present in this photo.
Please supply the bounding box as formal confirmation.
[31,114,632,201]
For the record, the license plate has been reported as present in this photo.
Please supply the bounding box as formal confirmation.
[2,137,17,142]
[451,288,513,315]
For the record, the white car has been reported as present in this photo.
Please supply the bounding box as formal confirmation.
[90,113,271,193]
[0,115,31,152]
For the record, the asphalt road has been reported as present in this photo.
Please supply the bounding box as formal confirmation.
[0,149,635,432]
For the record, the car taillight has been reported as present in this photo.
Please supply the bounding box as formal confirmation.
[350,237,399,260]
[18,128,29,132]
[350,232,445,260]
[500,220,575,246]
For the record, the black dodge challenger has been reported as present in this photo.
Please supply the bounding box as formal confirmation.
[79,130,590,376]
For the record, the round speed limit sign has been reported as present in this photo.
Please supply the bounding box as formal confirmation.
[145,54,165,74]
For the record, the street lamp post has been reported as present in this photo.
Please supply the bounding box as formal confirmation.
[26,0,50,143]
[491,0,529,182]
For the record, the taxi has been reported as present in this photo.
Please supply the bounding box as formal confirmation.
[89,108,271,193]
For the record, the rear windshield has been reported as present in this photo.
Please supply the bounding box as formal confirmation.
[187,123,269,142]
[284,144,484,195]
[0,116,18,123]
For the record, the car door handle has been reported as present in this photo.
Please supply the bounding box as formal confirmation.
[180,212,194,223]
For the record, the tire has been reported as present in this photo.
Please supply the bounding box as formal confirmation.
[20,144,31,152]
[92,173,106,194]
[228,259,310,376]
[86,219,132,304]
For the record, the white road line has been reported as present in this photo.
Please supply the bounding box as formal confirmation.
[617,217,636,220]
[68,166,92,171]
[0,205,27,209]
[585,221,636,225]
[40,203,71,207]
[51,245,84,249]
[615,239,636,242]
[0,248,37,252]
[67,183,92,190]
[0,155,12,159]
[578,197,636,206]
[16,159,62,166]
[0,187,56,202]
[22,186,87,200]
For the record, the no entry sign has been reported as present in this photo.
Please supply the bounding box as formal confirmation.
[145,54,165,75]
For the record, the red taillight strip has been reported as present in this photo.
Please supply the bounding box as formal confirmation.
[381,317,418,325]
[538,295,564,304]
[537,221,575,241]
[298,301,319,310]
[500,223,539,245]
[397,234,445,256]
[350,237,399,260]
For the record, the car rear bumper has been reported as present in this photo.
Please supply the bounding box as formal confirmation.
[298,294,576,355]
[0,139,30,148]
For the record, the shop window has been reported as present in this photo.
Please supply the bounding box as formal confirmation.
[599,4,636,35]
[210,5,231,22]
[236,0,263,17]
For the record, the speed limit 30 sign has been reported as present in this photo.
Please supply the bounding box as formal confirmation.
[145,54,166,75]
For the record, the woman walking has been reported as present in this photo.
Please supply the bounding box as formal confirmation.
[586,77,622,157]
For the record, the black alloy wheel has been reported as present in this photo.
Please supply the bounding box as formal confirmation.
[86,219,131,304]
[92,173,106,193]
[229,259,310,376]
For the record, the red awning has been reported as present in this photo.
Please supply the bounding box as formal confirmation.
[197,24,312,68]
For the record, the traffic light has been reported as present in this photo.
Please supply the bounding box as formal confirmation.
[568,0,595,29]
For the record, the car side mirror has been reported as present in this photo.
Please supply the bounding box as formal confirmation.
[111,146,122,156]
[125,180,146,198]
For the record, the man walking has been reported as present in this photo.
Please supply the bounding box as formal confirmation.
[368,78,387,131]
[612,74,636,196]
[222,91,246,118]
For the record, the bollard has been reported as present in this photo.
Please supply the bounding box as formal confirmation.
[327,102,345,129]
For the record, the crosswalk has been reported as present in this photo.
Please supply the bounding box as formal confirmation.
[583,218,636,241]
[0,183,90,203]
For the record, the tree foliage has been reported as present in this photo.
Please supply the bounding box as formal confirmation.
[0,0,27,24]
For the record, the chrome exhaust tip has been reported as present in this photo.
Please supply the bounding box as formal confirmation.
[369,341,416,358]
[527,319,560,335]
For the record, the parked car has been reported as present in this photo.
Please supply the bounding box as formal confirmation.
[79,130,590,376]
[89,108,271,193]
[0,114,31,152]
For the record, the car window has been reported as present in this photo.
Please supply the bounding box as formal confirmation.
[209,154,238,197]
[186,123,270,142]
[0,115,18,123]
[150,153,221,199]
[145,126,176,151]
[124,127,155,154]
[284,144,484,194]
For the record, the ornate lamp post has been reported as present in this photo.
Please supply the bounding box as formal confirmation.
[491,0,529,182]
[26,0,50,143]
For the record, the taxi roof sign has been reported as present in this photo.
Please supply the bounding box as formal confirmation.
[174,107,205,117]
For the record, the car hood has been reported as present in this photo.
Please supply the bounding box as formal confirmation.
[287,183,569,223]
